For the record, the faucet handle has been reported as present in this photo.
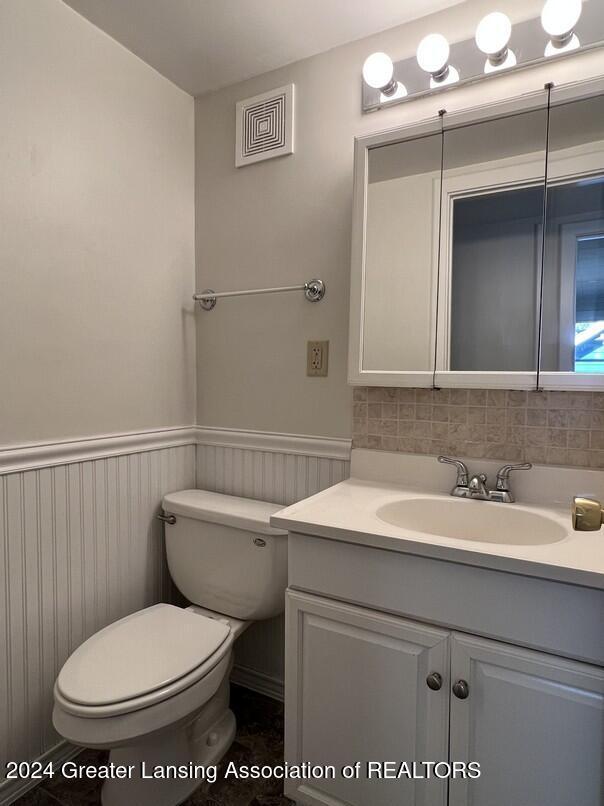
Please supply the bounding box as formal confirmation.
[438,456,469,487]
[496,462,532,491]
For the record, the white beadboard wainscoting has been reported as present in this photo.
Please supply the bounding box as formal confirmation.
[196,428,351,505]
[0,429,197,805]
[196,427,352,699]
[0,426,350,803]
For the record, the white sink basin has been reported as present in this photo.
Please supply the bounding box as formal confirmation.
[376,497,567,545]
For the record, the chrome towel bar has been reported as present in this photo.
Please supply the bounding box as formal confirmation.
[193,278,325,310]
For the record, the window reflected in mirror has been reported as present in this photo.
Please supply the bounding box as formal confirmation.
[575,232,604,372]
[540,94,604,375]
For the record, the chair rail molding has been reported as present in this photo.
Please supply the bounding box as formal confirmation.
[195,426,351,460]
[0,427,199,476]
[0,426,352,476]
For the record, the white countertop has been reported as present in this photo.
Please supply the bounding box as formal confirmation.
[272,476,604,589]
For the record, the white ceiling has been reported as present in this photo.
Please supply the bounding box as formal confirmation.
[63,0,466,96]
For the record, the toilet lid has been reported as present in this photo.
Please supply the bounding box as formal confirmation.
[57,604,230,706]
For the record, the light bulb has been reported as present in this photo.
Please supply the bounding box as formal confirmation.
[475,12,512,57]
[362,52,394,90]
[430,65,460,88]
[484,49,517,73]
[417,34,450,77]
[545,33,580,56]
[541,0,582,39]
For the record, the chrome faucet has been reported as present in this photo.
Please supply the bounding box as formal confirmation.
[438,456,532,503]
[468,472,489,499]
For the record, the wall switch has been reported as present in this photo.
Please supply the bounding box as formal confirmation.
[307,340,329,377]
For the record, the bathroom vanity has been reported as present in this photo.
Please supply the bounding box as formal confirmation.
[272,451,604,806]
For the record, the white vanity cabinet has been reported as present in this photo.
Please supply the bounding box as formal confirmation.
[285,592,450,806]
[448,633,604,806]
[284,537,604,806]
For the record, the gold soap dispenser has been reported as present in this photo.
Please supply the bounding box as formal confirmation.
[572,497,604,531]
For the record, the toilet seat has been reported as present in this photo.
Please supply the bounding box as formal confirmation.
[55,604,232,718]
[53,651,233,749]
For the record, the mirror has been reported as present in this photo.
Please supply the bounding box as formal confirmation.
[540,94,604,379]
[349,81,604,390]
[362,132,442,374]
[436,108,548,378]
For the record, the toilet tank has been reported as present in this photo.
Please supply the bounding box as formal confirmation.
[161,490,288,621]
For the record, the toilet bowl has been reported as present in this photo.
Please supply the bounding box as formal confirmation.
[52,490,288,806]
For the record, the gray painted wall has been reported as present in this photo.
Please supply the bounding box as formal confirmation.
[194,0,603,439]
[0,0,196,448]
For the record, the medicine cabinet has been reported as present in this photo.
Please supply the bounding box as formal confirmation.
[348,78,604,389]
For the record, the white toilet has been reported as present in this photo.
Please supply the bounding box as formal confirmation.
[52,490,288,806]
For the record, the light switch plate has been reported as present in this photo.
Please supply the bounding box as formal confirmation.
[307,341,329,377]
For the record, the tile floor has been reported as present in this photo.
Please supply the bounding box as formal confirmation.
[13,686,293,806]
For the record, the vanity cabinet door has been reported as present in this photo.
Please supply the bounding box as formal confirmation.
[448,632,604,806]
[285,590,450,806]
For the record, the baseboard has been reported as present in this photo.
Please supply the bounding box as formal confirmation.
[0,741,80,806]
[0,672,283,806]
[230,664,284,702]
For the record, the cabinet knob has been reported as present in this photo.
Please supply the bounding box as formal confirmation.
[452,679,469,699]
[426,672,442,691]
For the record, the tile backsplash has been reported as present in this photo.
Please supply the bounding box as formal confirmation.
[352,387,604,469]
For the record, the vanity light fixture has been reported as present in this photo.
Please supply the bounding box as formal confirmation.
[542,0,582,56]
[361,0,601,112]
[416,33,459,87]
[475,12,517,73]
